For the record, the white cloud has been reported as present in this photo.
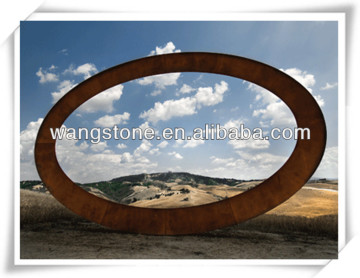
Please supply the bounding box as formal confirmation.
[90,141,108,152]
[248,68,322,127]
[178,84,195,95]
[240,151,286,170]
[313,146,338,178]
[140,97,197,124]
[247,68,316,105]
[55,137,122,182]
[135,121,160,136]
[136,156,150,164]
[281,68,315,93]
[116,143,127,149]
[149,148,160,155]
[51,80,76,104]
[194,151,288,180]
[53,82,124,114]
[36,67,59,84]
[134,140,152,156]
[140,81,228,124]
[314,95,325,107]
[228,137,270,150]
[246,82,279,105]
[59,49,68,56]
[120,152,134,163]
[20,118,158,183]
[203,151,287,180]
[194,81,228,107]
[149,41,181,55]
[64,63,98,79]
[253,101,296,127]
[223,118,247,130]
[252,96,324,128]
[183,138,205,148]
[150,90,162,97]
[320,82,338,91]
[222,119,270,150]
[157,141,169,148]
[138,73,181,89]
[119,150,154,165]
[168,151,183,160]
[136,121,160,136]
[94,112,130,127]
[20,118,43,180]
[138,121,150,131]
[79,141,89,150]
[137,42,181,95]
[20,118,43,152]
[174,139,184,146]
[210,156,234,165]
[78,84,124,113]
[236,151,287,165]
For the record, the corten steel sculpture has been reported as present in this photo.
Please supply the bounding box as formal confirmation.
[34,53,326,235]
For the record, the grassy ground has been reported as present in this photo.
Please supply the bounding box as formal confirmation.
[20,189,338,259]
[20,190,81,225]
[20,189,337,238]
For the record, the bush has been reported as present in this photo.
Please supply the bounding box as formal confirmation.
[180,188,190,194]
[143,181,152,187]
[205,179,217,186]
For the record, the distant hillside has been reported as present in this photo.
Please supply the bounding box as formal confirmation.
[20,181,47,192]
[19,172,255,207]
[110,172,248,186]
[20,172,336,209]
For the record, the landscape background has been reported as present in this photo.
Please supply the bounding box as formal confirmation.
[20,172,338,259]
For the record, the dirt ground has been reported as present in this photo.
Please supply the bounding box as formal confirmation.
[20,219,337,259]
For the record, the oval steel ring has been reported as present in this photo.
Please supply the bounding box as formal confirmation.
[34,52,326,235]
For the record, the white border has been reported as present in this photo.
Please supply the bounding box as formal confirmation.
[29,12,343,21]
[14,27,20,265]
[338,14,346,252]
[15,12,346,266]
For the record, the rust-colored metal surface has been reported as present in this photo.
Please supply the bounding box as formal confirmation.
[34,52,326,235]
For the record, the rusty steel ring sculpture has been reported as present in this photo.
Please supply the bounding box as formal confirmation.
[35,52,326,235]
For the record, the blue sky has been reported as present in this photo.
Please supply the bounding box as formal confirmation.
[20,21,338,183]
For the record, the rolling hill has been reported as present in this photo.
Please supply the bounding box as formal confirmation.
[20,172,337,211]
